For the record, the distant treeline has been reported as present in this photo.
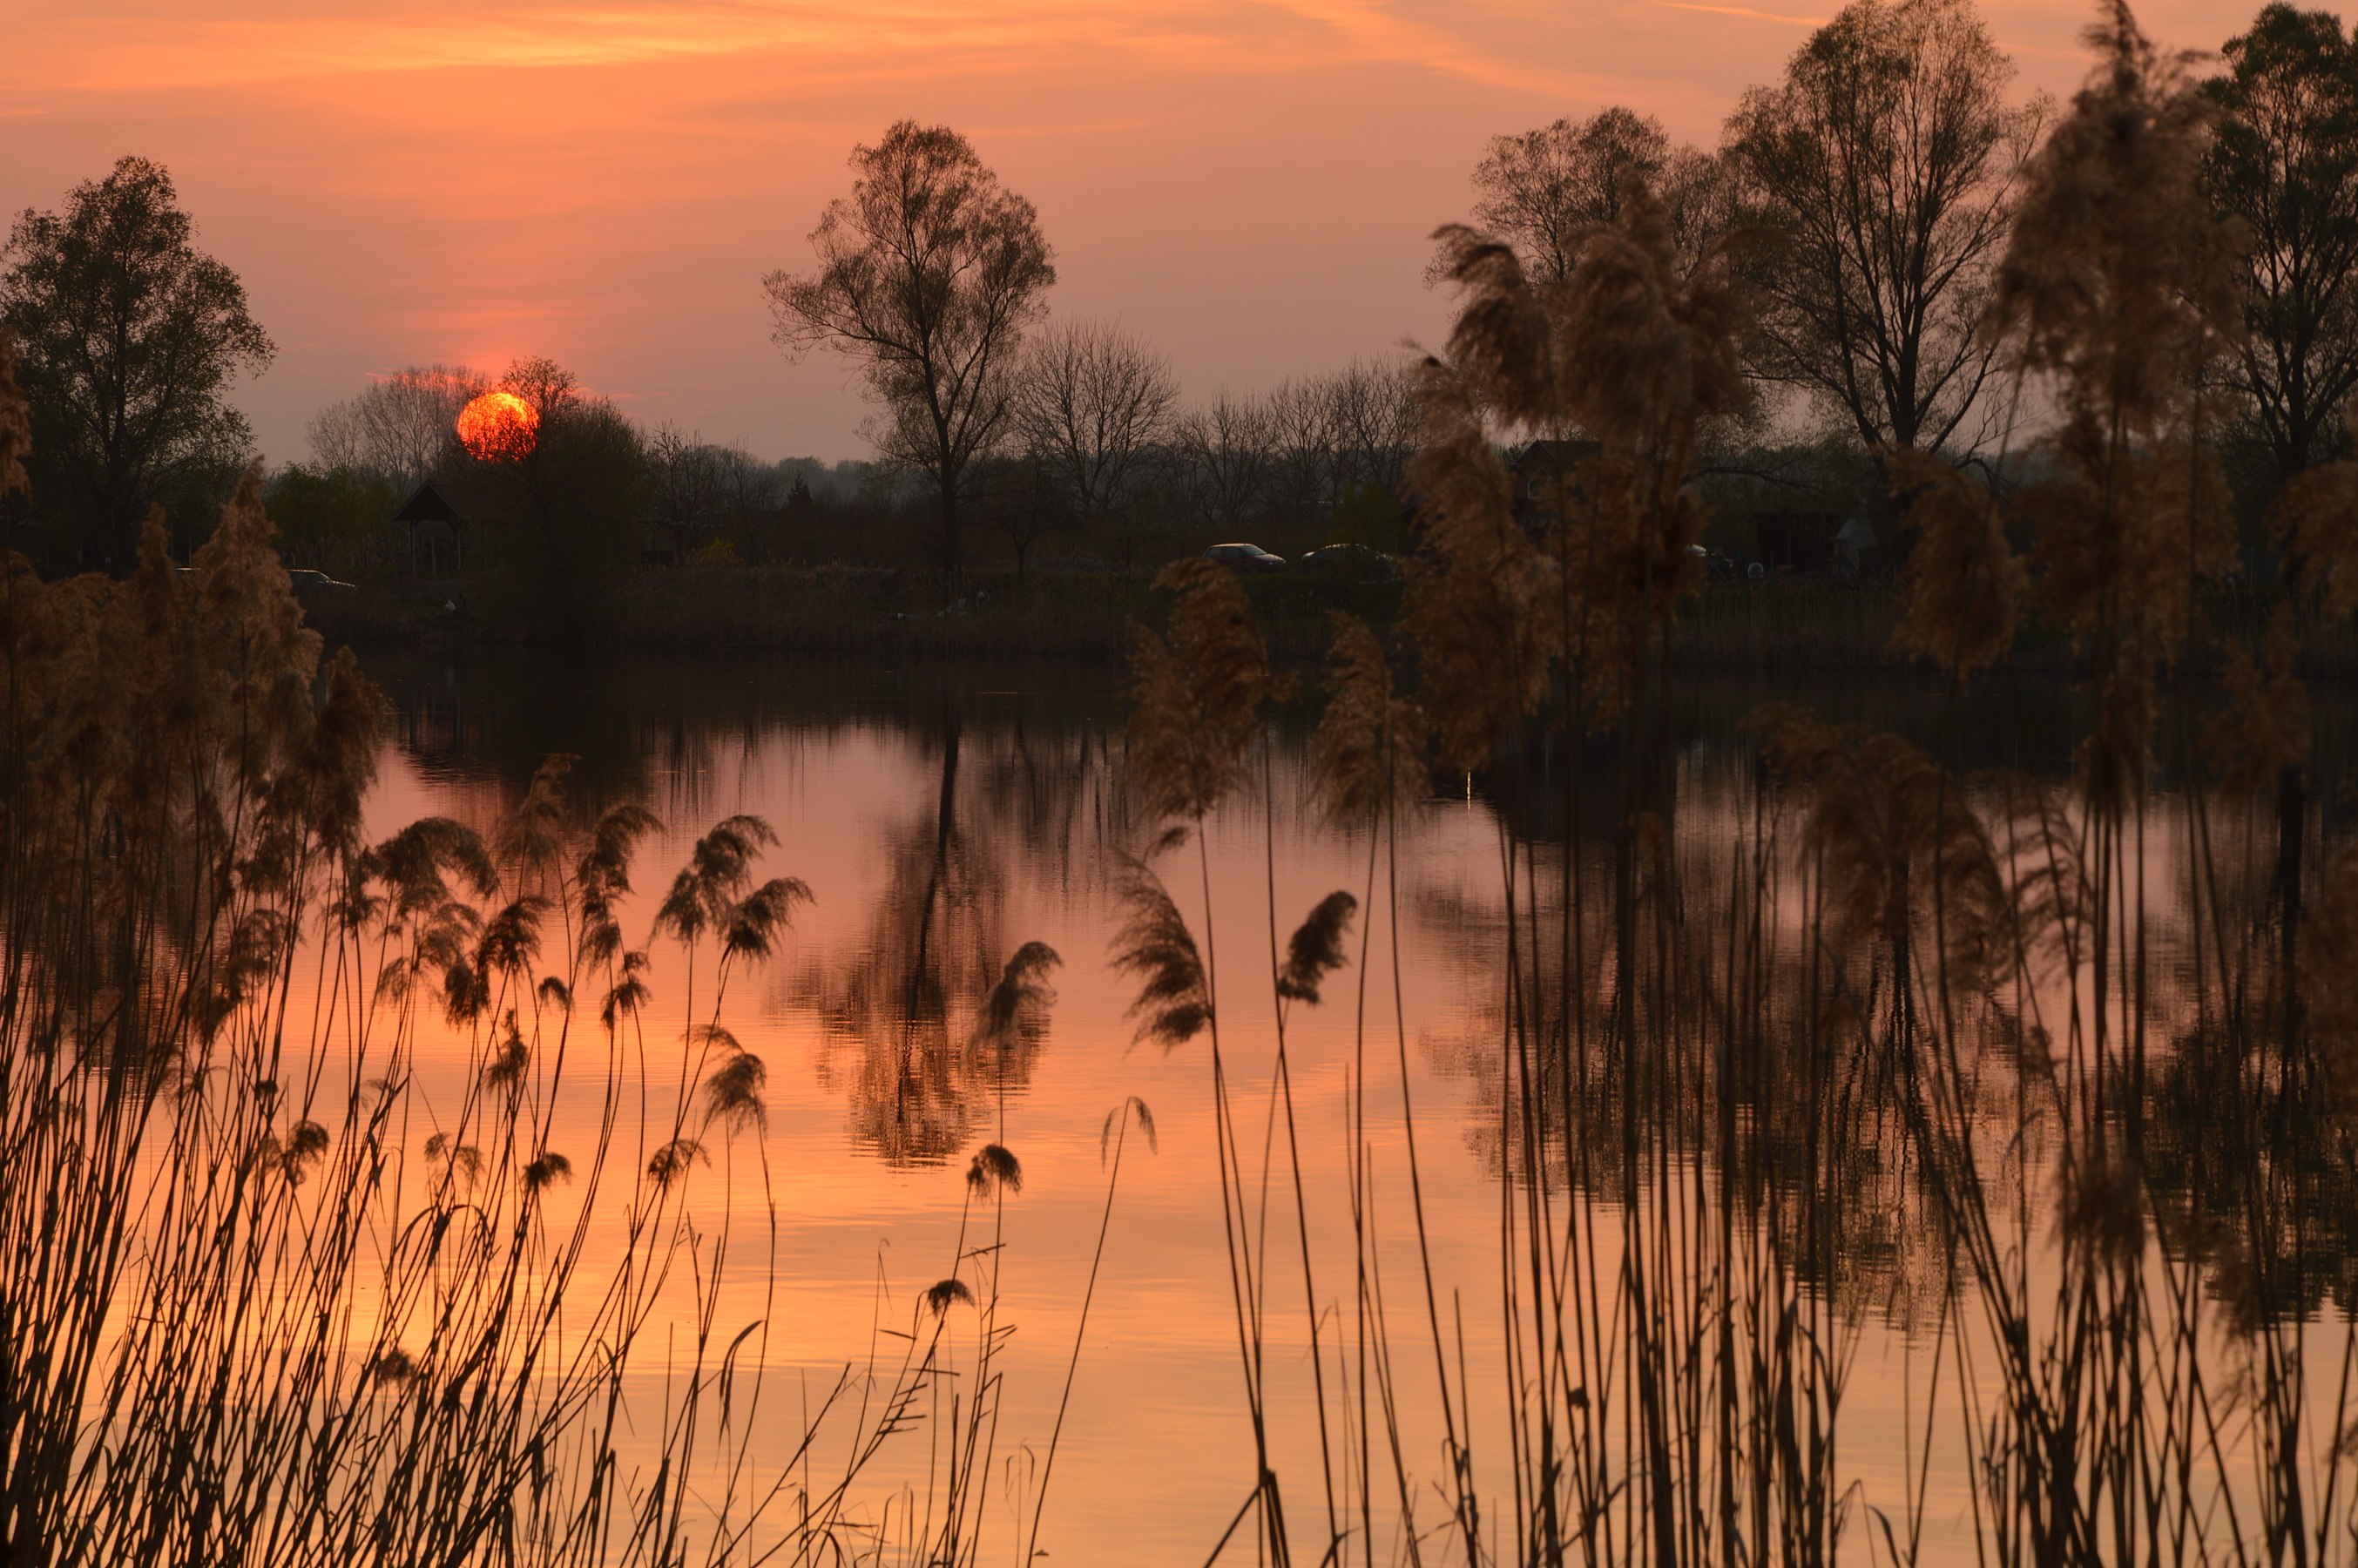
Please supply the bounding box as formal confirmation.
[0,0,2348,631]
[268,346,1423,593]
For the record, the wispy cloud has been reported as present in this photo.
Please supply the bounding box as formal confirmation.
[7,3,1095,91]
[1646,0,1827,24]
[8,0,1647,98]
[1249,0,1640,97]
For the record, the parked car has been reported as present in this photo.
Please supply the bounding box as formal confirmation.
[286,568,358,593]
[1204,542,1288,574]
[1299,543,1397,581]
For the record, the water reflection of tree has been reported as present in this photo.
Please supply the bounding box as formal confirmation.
[367,647,1128,808]
[2139,1026,2358,1324]
[964,706,1126,897]
[1414,841,1953,1328]
[788,698,1129,1164]
[1427,742,2358,1335]
[794,708,1010,1163]
[372,650,1132,1162]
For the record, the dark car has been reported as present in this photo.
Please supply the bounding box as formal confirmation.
[1299,543,1396,581]
[1204,542,1288,574]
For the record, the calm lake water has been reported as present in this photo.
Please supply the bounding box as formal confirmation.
[349,645,2358,1565]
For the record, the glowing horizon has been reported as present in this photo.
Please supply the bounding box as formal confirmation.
[0,0,2291,469]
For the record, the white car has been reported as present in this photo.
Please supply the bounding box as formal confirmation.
[1203,542,1287,575]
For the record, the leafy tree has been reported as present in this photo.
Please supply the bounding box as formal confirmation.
[0,156,274,572]
[267,462,400,576]
[1725,0,2040,463]
[470,356,649,629]
[2206,4,2358,485]
[765,122,1056,571]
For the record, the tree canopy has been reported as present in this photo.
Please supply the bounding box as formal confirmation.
[1725,0,2038,463]
[2206,3,2358,483]
[468,355,649,628]
[764,121,1055,570]
[1,156,274,572]
[1461,107,1725,287]
[1010,318,1178,540]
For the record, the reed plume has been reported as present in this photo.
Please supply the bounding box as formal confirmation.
[1756,704,2011,990]
[1275,891,1358,1004]
[647,1137,709,1187]
[656,813,781,943]
[1307,613,1425,825]
[2275,456,2358,614]
[1126,557,1272,823]
[524,1151,574,1190]
[1994,2,2242,440]
[601,947,652,1031]
[1099,1095,1159,1161]
[702,1039,769,1132]
[1398,354,1557,769]
[1415,173,1752,747]
[1994,0,2243,803]
[494,750,580,871]
[2205,609,2309,800]
[578,805,660,965]
[1990,769,2094,966]
[1888,448,2024,678]
[720,873,814,964]
[1107,855,1213,1048]
[973,940,1062,1055]
[966,1141,1023,1197]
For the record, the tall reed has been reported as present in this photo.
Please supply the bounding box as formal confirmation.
[0,368,1080,1564]
[1109,6,2358,1565]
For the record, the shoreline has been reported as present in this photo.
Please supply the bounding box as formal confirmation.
[299,566,2348,678]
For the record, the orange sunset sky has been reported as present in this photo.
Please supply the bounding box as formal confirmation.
[0,0,2293,466]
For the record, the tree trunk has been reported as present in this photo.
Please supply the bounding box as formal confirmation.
[936,466,962,574]
[2281,759,2305,1048]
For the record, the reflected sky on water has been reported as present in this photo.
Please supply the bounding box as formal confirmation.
[354,646,2358,1564]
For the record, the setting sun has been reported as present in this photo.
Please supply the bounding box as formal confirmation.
[456,388,537,461]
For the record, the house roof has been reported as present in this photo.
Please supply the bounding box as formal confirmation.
[1510,438,1602,474]
[393,476,497,526]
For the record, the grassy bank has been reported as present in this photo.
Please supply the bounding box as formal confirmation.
[304,563,2358,684]
[307,563,1409,661]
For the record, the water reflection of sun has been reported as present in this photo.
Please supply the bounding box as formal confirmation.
[457,389,537,461]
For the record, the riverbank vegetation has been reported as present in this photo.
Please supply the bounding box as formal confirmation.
[8,0,2358,1561]
[1104,4,2358,1563]
[0,343,1109,1565]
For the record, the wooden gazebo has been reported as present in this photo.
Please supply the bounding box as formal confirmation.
[393,478,475,578]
